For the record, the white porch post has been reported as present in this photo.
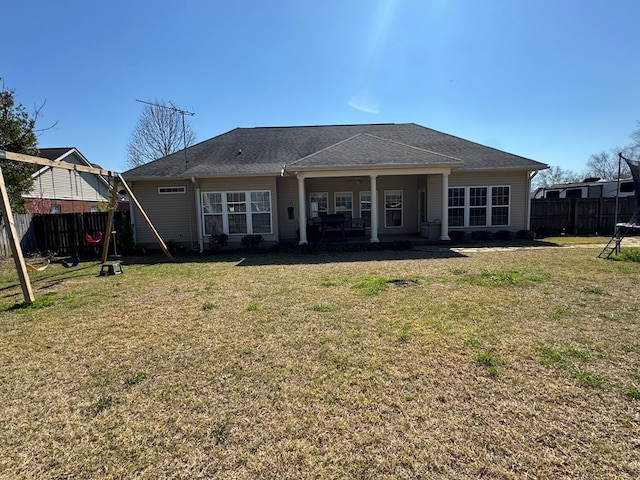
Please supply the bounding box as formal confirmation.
[440,171,451,240]
[370,174,380,243]
[297,174,308,245]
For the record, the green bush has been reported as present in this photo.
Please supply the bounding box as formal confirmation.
[448,230,465,241]
[470,230,491,241]
[241,234,264,249]
[209,233,229,251]
[517,229,534,240]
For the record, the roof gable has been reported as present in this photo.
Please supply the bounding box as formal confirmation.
[288,133,463,170]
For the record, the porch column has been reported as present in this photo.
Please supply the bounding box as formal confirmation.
[297,174,308,245]
[440,171,451,240]
[370,174,380,242]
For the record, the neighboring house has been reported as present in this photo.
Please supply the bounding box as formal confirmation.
[533,177,636,200]
[122,123,548,251]
[23,147,126,214]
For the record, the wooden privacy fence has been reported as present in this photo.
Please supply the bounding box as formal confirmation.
[31,212,130,256]
[531,197,637,236]
[0,214,36,258]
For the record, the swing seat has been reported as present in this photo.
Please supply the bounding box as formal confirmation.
[86,232,103,243]
[61,257,80,268]
[26,258,50,272]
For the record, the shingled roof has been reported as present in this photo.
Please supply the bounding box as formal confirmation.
[123,123,546,180]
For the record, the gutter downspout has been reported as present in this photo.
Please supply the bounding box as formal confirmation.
[191,177,204,253]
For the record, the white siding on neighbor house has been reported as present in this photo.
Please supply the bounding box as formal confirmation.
[428,170,531,232]
[131,180,198,248]
[26,157,110,203]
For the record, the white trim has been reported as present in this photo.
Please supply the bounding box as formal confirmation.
[334,191,353,220]
[201,190,273,236]
[384,189,403,228]
[448,185,511,228]
[309,192,328,217]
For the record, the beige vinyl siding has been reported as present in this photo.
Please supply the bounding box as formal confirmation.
[428,170,530,232]
[131,180,197,247]
[276,176,299,241]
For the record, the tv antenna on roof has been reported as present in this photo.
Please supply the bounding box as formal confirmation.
[135,99,195,170]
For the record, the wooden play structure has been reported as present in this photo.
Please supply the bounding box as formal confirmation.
[0,149,174,305]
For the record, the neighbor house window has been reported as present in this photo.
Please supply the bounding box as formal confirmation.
[309,192,328,218]
[384,190,403,228]
[202,190,272,236]
[620,182,635,193]
[50,204,61,214]
[158,186,186,194]
[360,191,371,225]
[334,192,353,222]
[448,186,510,227]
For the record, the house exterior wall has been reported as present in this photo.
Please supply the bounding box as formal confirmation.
[129,169,533,248]
[427,169,531,233]
[130,180,199,249]
[131,177,279,249]
[276,176,299,242]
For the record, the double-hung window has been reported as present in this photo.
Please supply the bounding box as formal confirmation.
[202,190,272,235]
[448,186,510,227]
[360,191,371,225]
[448,188,465,227]
[309,192,328,218]
[469,187,488,226]
[384,190,403,228]
[491,186,510,226]
[202,192,224,234]
[334,191,353,222]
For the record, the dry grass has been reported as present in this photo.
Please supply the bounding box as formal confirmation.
[1,242,640,479]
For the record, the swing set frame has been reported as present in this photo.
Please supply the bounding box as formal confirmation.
[0,149,174,305]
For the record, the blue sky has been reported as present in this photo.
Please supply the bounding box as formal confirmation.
[3,0,639,174]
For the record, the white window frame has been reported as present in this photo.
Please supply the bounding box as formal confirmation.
[448,185,511,227]
[359,191,371,225]
[201,190,273,236]
[384,190,403,228]
[309,192,328,218]
[334,191,353,222]
[158,186,186,194]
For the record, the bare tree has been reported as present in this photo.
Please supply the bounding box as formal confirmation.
[126,99,196,168]
[629,121,640,160]
[585,149,630,180]
[532,165,582,189]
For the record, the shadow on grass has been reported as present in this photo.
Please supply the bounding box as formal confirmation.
[122,244,468,267]
[96,239,563,268]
